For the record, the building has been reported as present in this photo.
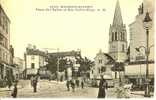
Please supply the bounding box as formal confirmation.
[48,50,81,81]
[129,0,154,62]
[92,50,110,79]
[24,44,47,79]
[108,0,128,62]
[0,4,15,87]
[13,57,25,79]
[126,0,154,87]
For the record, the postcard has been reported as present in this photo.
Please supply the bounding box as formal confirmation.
[0,0,155,98]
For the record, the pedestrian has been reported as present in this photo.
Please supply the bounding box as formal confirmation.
[66,80,70,91]
[32,76,38,92]
[30,76,34,87]
[11,82,18,98]
[81,80,84,89]
[7,79,12,90]
[97,75,108,98]
[76,79,79,87]
[70,79,75,92]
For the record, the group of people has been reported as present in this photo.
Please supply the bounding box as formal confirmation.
[66,78,84,92]
[10,74,108,98]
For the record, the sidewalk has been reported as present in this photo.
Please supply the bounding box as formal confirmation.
[130,91,154,97]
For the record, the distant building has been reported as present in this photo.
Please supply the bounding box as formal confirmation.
[13,57,25,79]
[92,50,109,79]
[0,4,15,85]
[24,44,47,79]
[108,0,128,62]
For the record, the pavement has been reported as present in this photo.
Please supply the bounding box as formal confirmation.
[0,79,154,98]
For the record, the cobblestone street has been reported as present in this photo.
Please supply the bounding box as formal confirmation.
[0,80,152,98]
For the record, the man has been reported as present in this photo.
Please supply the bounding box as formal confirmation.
[11,82,18,98]
[81,79,84,89]
[70,79,75,92]
[97,75,108,98]
[66,80,70,91]
[33,75,38,92]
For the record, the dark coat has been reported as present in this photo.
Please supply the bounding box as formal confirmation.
[11,86,17,98]
[97,79,108,98]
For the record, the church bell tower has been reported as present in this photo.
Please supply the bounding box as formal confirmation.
[109,0,127,62]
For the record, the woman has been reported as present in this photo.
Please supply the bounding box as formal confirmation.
[11,82,18,98]
[97,75,108,98]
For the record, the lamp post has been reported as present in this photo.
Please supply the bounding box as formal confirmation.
[143,11,152,97]
[136,11,152,97]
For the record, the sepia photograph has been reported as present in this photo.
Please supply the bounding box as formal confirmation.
[0,0,155,98]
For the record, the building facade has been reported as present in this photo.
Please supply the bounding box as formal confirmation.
[92,50,109,79]
[0,4,14,84]
[129,0,154,62]
[108,0,127,62]
[127,0,154,87]
[24,45,47,79]
[13,57,25,79]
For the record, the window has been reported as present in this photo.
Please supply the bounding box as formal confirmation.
[101,67,106,72]
[123,33,125,40]
[112,32,114,41]
[31,63,35,69]
[115,32,117,40]
[122,44,124,52]
[99,59,102,64]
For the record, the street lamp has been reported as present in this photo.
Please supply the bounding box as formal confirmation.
[137,11,152,97]
[143,11,152,97]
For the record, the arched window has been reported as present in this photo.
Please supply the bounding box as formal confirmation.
[122,33,125,41]
[122,44,124,52]
[120,32,122,41]
[112,32,114,41]
[115,32,117,40]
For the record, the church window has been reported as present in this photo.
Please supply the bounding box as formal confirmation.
[99,59,102,64]
[98,68,101,73]
[115,32,117,40]
[122,44,124,52]
[112,32,114,41]
[123,33,125,40]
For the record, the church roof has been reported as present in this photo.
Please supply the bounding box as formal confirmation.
[112,0,123,26]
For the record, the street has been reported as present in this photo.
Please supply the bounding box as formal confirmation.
[0,79,152,98]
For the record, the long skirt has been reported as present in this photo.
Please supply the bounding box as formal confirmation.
[98,87,106,98]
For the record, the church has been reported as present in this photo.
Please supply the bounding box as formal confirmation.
[91,0,127,86]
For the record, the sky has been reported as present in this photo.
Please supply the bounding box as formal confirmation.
[0,0,143,60]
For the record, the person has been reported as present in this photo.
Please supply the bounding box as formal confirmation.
[32,76,38,92]
[66,80,70,91]
[76,79,79,87]
[70,79,75,92]
[97,75,108,98]
[81,79,84,89]
[11,82,18,98]
[30,76,34,87]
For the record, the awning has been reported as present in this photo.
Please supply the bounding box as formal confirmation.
[125,63,154,76]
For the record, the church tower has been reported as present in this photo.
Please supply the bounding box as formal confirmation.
[109,0,127,62]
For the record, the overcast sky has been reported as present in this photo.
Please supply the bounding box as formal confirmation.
[1,0,143,60]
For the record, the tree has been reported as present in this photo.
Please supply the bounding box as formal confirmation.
[76,56,94,76]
